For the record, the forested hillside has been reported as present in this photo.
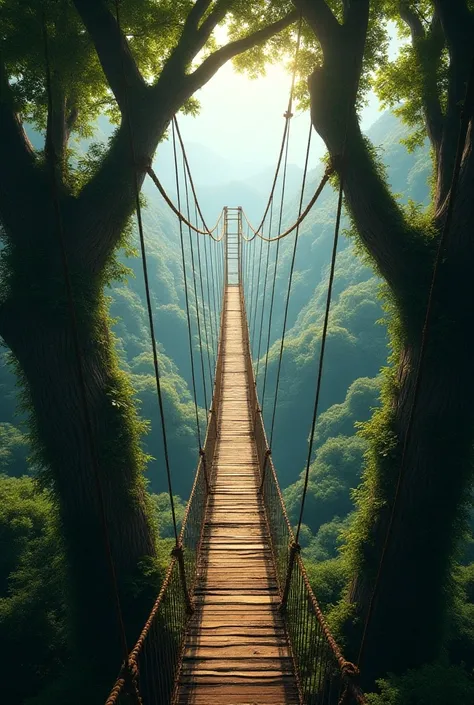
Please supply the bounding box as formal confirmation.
[0,109,430,493]
[0,108,432,525]
[0,109,438,701]
[3,102,474,703]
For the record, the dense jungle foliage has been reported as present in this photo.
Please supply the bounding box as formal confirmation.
[2,0,474,701]
[2,107,474,702]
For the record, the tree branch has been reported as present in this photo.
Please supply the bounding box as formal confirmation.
[183,9,298,95]
[179,0,232,67]
[0,58,42,238]
[433,0,473,60]
[71,0,148,112]
[399,1,424,42]
[342,0,370,102]
[432,0,474,207]
[162,0,233,80]
[292,0,340,54]
[399,3,444,153]
[302,0,421,299]
[73,6,298,274]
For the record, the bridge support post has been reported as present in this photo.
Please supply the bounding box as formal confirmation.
[172,543,194,615]
[280,540,301,612]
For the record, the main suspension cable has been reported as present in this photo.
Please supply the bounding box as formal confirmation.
[240,168,332,243]
[147,165,225,240]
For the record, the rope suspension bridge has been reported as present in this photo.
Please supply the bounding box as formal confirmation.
[38,5,474,703]
[98,65,364,697]
[104,194,365,705]
[40,8,386,701]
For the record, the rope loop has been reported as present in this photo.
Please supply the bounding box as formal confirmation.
[289,539,301,556]
[171,542,184,559]
[341,660,360,678]
[122,658,143,705]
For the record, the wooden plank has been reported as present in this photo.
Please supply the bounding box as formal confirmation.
[176,286,297,704]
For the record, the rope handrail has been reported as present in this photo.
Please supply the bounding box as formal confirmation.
[240,164,333,242]
[103,334,223,704]
[239,284,366,704]
[173,116,222,239]
[104,556,177,705]
[147,165,225,240]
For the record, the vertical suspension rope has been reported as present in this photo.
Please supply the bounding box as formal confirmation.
[298,180,343,537]
[41,13,130,663]
[281,155,345,612]
[260,125,291,415]
[269,122,313,446]
[250,235,264,357]
[182,152,209,417]
[255,202,274,391]
[245,221,252,302]
[211,226,220,339]
[203,232,217,381]
[195,203,214,401]
[248,224,258,334]
[171,120,204,463]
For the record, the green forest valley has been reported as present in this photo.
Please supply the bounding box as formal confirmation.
[1,1,474,704]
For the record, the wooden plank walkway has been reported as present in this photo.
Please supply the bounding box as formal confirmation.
[176,285,299,705]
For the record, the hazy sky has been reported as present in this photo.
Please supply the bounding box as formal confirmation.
[175,23,404,176]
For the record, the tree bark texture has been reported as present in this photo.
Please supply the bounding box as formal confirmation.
[0,200,161,690]
[306,26,474,685]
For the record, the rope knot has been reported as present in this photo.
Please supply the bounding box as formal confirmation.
[289,540,301,556]
[264,448,272,458]
[171,542,184,559]
[340,660,359,678]
[123,658,139,682]
[121,658,143,702]
[283,110,294,120]
[325,162,336,178]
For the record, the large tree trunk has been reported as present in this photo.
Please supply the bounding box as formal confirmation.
[347,286,474,685]
[307,55,474,686]
[0,230,157,693]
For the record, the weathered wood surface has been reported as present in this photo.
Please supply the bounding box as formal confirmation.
[176,286,299,705]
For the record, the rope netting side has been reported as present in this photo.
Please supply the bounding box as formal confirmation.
[239,288,365,705]
[104,97,227,705]
[104,270,226,704]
